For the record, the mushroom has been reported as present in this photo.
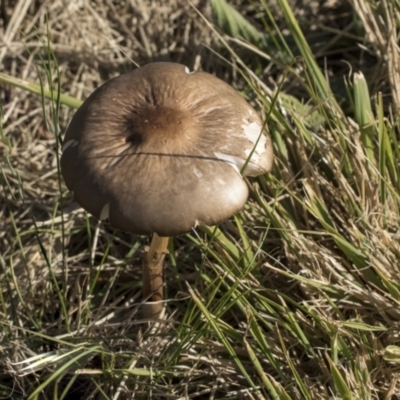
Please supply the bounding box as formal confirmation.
[61,62,273,319]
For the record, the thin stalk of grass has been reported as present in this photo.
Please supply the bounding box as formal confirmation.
[59,374,79,400]
[244,337,290,399]
[0,72,82,109]
[35,29,71,324]
[27,345,102,400]
[274,0,341,113]
[6,253,40,331]
[327,356,353,400]
[276,326,312,400]
[377,93,389,210]
[353,72,376,166]
[187,284,259,390]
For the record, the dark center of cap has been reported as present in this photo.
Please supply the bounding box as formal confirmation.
[124,106,195,152]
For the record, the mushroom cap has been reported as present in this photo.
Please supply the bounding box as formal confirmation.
[61,62,273,236]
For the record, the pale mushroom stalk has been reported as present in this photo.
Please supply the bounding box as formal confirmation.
[142,234,169,318]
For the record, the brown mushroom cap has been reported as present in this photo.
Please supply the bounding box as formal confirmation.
[61,62,273,236]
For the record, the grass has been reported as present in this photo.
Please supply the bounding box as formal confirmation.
[1,0,400,398]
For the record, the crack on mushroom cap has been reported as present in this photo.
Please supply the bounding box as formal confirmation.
[100,203,110,220]
[62,139,78,152]
[193,166,203,178]
[214,152,266,177]
[184,66,195,74]
[241,121,267,152]
[193,219,204,228]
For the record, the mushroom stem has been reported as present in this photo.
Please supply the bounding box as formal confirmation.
[142,233,169,318]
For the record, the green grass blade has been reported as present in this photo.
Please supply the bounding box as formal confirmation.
[0,72,82,109]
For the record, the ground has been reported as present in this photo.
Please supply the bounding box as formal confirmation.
[1,0,400,399]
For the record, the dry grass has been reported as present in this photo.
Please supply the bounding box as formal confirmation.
[1,0,400,399]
